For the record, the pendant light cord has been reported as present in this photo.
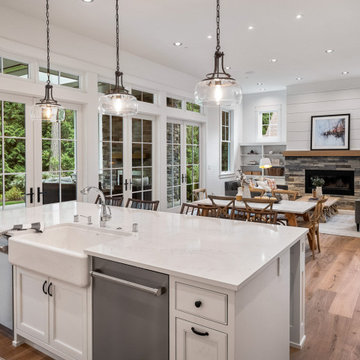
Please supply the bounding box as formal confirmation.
[216,0,221,52]
[116,0,120,73]
[46,0,51,84]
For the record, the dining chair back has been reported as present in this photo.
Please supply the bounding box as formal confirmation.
[208,195,235,219]
[180,203,219,217]
[193,188,208,201]
[125,198,160,211]
[233,198,277,224]
[272,189,298,201]
[95,194,124,207]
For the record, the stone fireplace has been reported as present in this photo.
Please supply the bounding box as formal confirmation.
[285,153,360,209]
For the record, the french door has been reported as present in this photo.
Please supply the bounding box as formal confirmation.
[98,114,155,203]
[166,121,201,210]
[0,94,79,209]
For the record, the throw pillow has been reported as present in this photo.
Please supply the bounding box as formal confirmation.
[265,178,277,190]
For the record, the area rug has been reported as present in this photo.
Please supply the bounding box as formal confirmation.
[319,210,360,238]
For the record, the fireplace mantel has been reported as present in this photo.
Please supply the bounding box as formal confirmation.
[284,150,360,157]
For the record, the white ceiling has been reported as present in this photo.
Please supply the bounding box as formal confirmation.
[2,0,360,93]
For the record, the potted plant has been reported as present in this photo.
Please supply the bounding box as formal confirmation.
[311,177,325,198]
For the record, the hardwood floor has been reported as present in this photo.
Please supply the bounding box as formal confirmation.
[0,233,359,359]
[291,233,360,360]
[0,330,52,360]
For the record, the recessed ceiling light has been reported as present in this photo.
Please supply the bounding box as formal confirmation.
[270,58,277,63]
[342,71,350,75]
[207,35,212,39]
[325,49,334,54]
[257,82,264,86]
[296,14,303,19]
[173,42,183,47]
[296,77,303,81]
[259,88,266,92]
[82,0,94,2]
[248,25,255,30]
[225,66,231,70]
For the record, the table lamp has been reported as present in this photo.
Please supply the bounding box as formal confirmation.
[259,158,272,179]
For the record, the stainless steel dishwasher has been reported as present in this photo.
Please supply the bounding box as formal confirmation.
[91,257,169,360]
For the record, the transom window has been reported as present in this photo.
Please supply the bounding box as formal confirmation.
[0,57,29,79]
[132,89,154,104]
[39,67,80,89]
[186,102,201,113]
[97,81,115,94]
[167,97,182,109]
[221,110,232,173]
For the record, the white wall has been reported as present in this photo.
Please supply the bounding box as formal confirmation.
[205,106,242,195]
[287,78,360,150]
[241,90,287,144]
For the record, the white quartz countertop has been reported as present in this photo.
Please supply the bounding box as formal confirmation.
[3,201,307,291]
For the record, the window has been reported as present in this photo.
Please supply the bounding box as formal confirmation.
[132,89,154,104]
[186,101,201,113]
[167,123,181,208]
[221,110,232,173]
[186,125,200,202]
[98,115,123,197]
[42,110,77,204]
[167,97,182,109]
[257,106,281,140]
[97,81,115,94]
[0,57,29,78]
[39,67,80,88]
[0,101,26,209]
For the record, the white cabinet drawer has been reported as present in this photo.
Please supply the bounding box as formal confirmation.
[176,318,228,360]
[175,282,228,324]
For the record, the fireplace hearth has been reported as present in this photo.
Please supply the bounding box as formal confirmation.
[305,169,354,196]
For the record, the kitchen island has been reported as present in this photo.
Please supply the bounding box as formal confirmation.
[5,201,307,360]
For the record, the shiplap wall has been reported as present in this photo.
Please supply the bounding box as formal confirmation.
[287,78,360,150]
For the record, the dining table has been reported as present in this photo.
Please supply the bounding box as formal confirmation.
[194,198,317,226]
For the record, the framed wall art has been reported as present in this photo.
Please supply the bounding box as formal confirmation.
[310,114,350,150]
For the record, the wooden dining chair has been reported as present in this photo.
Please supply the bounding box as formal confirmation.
[208,195,235,219]
[180,203,219,217]
[249,186,266,198]
[95,194,124,207]
[193,188,208,201]
[299,197,327,259]
[272,189,298,201]
[234,198,278,224]
[125,198,160,211]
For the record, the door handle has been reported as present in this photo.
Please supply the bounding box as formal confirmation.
[42,280,48,295]
[191,327,209,337]
[37,187,46,203]
[124,179,128,191]
[181,174,186,183]
[25,187,34,204]
[129,179,132,190]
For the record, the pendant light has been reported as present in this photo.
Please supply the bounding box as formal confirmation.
[194,0,242,107]
[32,0,65,122]
[98,0,138,116]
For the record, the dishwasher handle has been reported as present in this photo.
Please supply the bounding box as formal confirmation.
[90,270,166,297]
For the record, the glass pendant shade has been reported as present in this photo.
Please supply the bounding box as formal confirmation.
[195,77,242,107]
[98,92,138,116]
[99,0,138,116]
[195,0,242,107]
[32,84,65,122]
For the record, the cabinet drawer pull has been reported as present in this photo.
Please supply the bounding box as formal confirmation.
[42,280,48,295]
[194,300,202,308]
[191,327,209,337]
[48,282,53,297]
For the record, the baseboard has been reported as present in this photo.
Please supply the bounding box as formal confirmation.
[290,335,306,349]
